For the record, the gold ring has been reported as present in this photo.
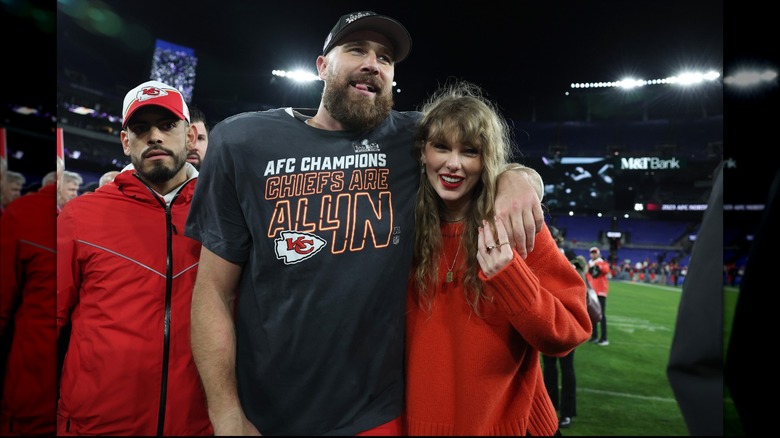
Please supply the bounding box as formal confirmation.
[486,245,496,252]
[499,242,511,247]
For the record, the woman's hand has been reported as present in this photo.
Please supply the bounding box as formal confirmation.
[477,216,515,278]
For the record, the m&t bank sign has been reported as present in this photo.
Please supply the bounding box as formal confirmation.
[619,157,685,170]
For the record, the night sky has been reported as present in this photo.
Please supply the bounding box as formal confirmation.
[57,0,724,124]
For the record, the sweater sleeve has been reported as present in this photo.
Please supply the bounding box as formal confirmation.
[479,224,591,356]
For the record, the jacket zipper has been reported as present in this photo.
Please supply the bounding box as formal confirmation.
[135,175,195,436]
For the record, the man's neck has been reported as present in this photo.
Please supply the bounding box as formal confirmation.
[308,104,347,131]
[144,163,197,196]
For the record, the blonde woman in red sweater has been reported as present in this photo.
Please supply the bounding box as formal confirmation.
[404,80,592,436]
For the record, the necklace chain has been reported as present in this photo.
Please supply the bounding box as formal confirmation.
[441,216,466,223]
[445,233,463,283]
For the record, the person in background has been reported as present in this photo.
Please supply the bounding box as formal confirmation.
[0,155,61,435]
[41,171,58,187]
[403,80,590,435]
[56,170,82,212]
[541,254,592,430]
[1,171,25,209]
[78,181,99,194]
[185,11,545,436]
[21,181,44,196]
[98,170,120,187]
[186,104,209,170]
[541,225,589,430]
[586,246,611,345]
[57,80,212,436]
[549,225,575,260]
[77,170,122,195]
[669,258,680,287]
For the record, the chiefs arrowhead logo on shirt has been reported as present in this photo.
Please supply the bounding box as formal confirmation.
[274,231,327,265]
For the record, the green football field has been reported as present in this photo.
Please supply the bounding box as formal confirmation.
[547,280,741,436]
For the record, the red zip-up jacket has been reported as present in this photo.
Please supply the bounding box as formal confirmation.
[56,168,212,436]
[0,183,57,435]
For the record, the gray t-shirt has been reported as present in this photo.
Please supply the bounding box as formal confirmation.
[185,107,420,435]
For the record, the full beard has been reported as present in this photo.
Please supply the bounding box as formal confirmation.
[322,73,393,131]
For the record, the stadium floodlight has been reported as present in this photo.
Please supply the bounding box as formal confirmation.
[65,104,94,116]
[272,69,321,82]
[12,106,39,116]
[617,78,646,89]
[570,69,721,90]
[723,68,778,88]
[271,69,404,94]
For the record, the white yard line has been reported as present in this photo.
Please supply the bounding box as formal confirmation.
[613,280,682,293]
[579,387,677,403]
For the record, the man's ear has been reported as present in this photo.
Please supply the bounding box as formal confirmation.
[120,130,131,156]
[316,56,328,80]
[187,123,197,147]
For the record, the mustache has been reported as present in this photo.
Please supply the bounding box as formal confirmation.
[142,145,173,158]
[349,73,382,93]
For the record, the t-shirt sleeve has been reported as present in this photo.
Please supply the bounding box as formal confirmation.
[184,119,250,264]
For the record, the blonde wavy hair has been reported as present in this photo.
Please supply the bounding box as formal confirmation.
[411,80,516,315]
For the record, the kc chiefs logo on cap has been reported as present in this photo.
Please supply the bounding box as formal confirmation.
[136,86,169,101]
[121,80,189,128]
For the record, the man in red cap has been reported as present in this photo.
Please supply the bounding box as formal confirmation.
[57,80,212,435]
[586,246,611,345]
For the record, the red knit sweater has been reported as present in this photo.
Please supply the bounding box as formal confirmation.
[404,223,591,436]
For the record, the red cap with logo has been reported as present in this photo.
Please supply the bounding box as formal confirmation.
[122,80,190,129]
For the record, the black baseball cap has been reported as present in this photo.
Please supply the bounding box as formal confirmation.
[322,11,412,63]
